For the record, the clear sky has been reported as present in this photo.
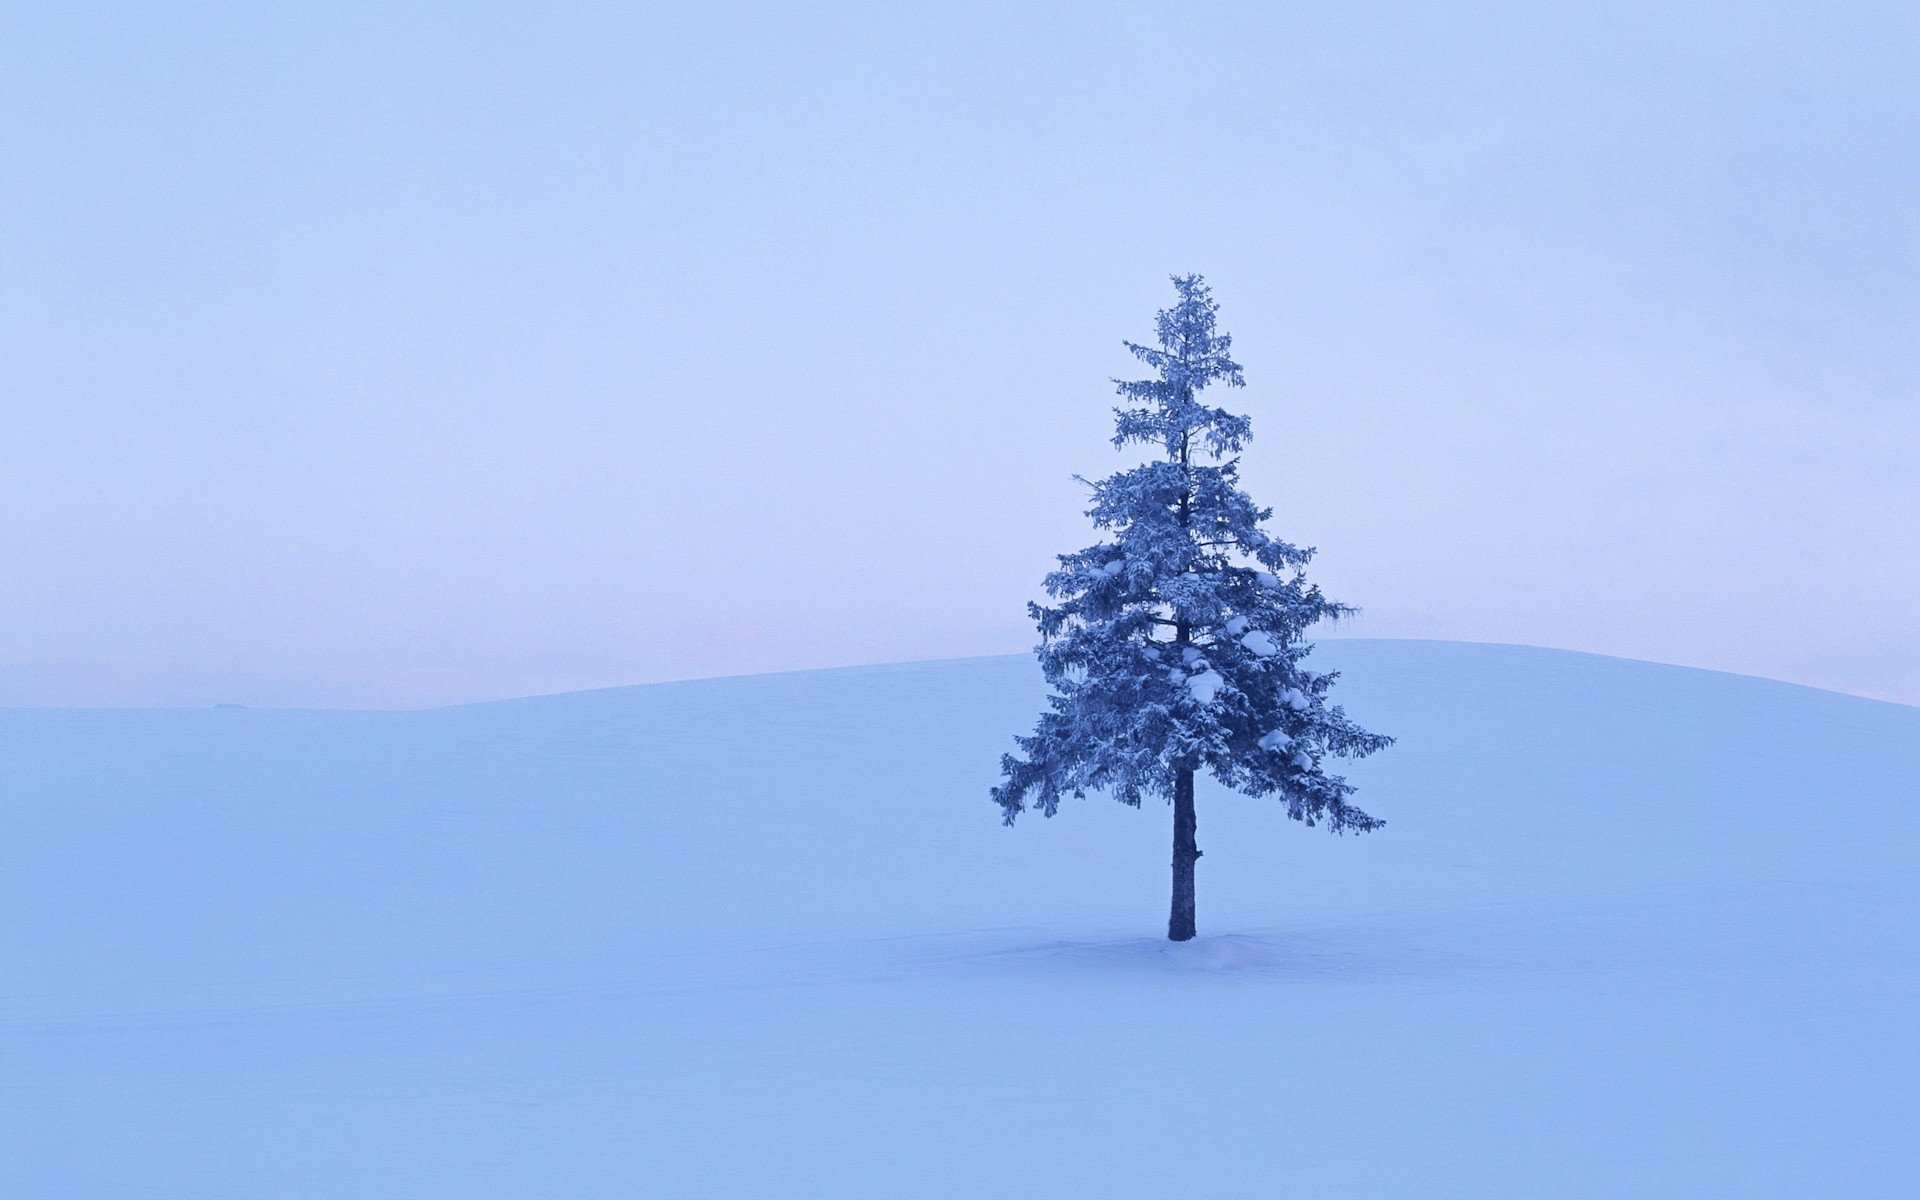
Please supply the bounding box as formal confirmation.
[3,1,1915,708]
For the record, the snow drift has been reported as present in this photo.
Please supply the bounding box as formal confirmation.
[3,640,1914,1197]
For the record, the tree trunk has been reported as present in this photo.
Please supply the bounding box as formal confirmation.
[1168,387,1199,942]
[1169,768,1199,940]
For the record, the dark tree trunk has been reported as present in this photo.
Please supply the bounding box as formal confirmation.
[1169,767,1199,940]
[1168,390,1199,942]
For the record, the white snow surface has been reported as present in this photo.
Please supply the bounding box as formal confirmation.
[1240,630,1279,657]
[4,640,1915,1197]
[1186,669,1225,705]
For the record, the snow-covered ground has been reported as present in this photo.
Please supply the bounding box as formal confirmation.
[5,640,1914,1197]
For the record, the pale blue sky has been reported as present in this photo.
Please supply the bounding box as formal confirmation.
[3,1,1915,707]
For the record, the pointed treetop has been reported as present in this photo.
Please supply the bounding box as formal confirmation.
[1113,274,1250,458]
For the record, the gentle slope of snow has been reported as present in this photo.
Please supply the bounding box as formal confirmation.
[4,640,1915,1196]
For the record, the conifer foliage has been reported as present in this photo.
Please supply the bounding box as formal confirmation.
[992,275,1391,940]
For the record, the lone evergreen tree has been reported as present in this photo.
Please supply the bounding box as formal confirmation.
[993,275,1392,941]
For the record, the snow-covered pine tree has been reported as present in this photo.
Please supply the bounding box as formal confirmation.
[993,274,1392,941]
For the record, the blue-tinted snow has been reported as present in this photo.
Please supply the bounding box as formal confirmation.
[4,640,1914,1196]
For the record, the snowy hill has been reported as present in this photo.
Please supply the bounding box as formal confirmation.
[5,640,1915,1197]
